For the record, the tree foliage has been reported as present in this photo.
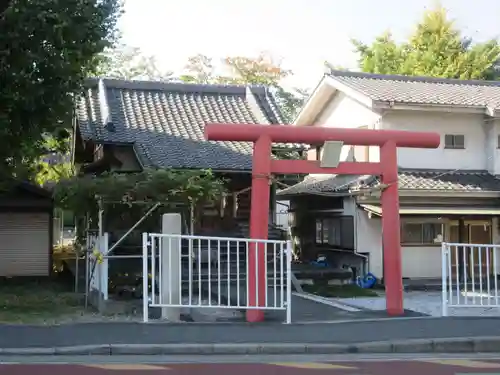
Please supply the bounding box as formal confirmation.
[180,52,308,122]
[324,61,350,72]
[33,136,74,187]
[0,0,122,180]
[35,161,74,187]
[179,54,218,84]
[53,168,226,238]
[95,44,173,81]
[222,54,292,86]
[352,6,500,79]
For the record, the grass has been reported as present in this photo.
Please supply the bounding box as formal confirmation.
[302,283,379,298]
[0,278,84,324]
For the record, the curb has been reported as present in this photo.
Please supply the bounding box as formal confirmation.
[2,336,500,355]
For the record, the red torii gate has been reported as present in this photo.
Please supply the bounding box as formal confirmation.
[205,124,440,323]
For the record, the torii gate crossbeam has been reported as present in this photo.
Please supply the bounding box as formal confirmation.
[206,123,440,323]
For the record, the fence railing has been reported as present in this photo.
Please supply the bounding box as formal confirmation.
[441,242,500,316]
[142,233,292,323]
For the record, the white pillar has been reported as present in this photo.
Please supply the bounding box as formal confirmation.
[492,217,500,275]
[161,213,182,321]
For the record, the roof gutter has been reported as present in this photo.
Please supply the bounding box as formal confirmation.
[486,106,500,118]
[372,100,488,115]
[356,188,500,198]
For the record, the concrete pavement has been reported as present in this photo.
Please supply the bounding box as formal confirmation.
[3,358,500,374]
[3,317,500,355]
[3,317,500,347]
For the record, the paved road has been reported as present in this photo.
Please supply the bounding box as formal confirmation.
[2,317,500,348]
[2,359,500,374]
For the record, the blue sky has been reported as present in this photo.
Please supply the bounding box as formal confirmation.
[119,0,500,90]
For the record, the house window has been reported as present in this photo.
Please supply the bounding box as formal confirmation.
[444,134,465,149]
[401,222,443,245]
[315,216,354,250]
[497,134,500,148]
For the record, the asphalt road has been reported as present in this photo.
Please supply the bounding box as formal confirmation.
[3,358,500,374]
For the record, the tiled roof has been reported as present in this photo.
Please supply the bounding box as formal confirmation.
[328,70,500,110]
[277,169,500,197]
[396,169,500,191]
[75,78,294,171]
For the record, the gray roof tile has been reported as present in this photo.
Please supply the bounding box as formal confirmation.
[396,169,500,191]
[328,71,500,110]
[75,78,294,170]
[277,169,500,196]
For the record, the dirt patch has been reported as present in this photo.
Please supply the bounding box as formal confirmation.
[302,284,378,298]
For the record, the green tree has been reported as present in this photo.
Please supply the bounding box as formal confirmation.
[32,135,75,186]
[96,44,173,81]
[0,0,122,180]
[352,6,500,79]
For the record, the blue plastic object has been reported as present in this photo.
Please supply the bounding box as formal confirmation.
[309,260,329,268]
[357,272,377,288]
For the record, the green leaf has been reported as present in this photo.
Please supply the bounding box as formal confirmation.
[352,5,500,79]
[0,0,122,179]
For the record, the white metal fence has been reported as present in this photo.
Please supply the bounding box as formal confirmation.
[441,242,500,316]
[142,233,292,323]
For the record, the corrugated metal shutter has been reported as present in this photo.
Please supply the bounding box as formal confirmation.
[0,213,50,277]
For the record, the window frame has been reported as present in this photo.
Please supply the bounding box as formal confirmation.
[314,216,354,250]
[400,220,444,246]
[315,146,322,161]
[444,134,465,149]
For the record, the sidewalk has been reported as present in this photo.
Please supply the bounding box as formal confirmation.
[2,317,500,350]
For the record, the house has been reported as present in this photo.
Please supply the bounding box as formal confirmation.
[278,70,500,280]
[0,182,54,277]
[72,78,301,236]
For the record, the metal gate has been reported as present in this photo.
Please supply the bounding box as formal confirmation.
[441,242,500,316]
[142,233,292,323]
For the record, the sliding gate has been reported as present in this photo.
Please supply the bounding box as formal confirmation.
[142,233,292,323]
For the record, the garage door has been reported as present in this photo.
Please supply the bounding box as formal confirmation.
[0,213,50,277]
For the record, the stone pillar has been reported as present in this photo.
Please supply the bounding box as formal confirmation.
[161,213,182,321]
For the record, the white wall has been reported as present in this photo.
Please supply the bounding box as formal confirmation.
[382,111,488,170]
[311,89,500,171]
[314,92,380,162]
[306,90,500,279]
[343,198,443,279]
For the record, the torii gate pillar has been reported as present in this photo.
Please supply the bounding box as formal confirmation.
[206,124,440,323]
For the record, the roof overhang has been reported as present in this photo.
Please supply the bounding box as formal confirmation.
[357,189,500,199]
[360,204,500,217]
[372,101,500,117]
[293,75,375,126]
[277,190,353,200]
